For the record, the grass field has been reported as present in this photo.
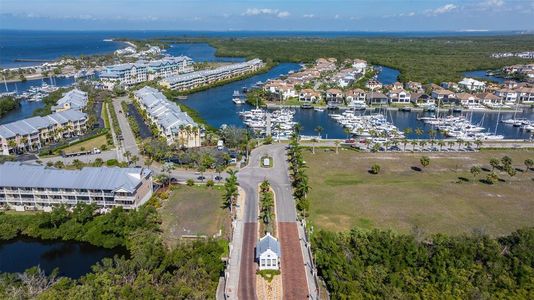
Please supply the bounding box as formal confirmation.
[305,148,534,237]
[159,185,229,247]
[62,134,108,154]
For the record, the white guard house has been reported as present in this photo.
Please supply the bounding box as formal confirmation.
[256,233,281,271]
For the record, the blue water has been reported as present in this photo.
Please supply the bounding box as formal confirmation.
[377,66,400,85]
[0,76,76,125]
[463,70,505,84]
[0,30,125,68]
[0,238,125,278]
[167,43,244,62]
[1,29,525,68]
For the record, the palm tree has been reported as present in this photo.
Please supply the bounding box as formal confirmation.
[144,158,153,169]
[401,138,408,152]
[334,140,340,154]
[489,158,500,171]
[294,123,303,137]
[447,141,455,150]
[415,128,424,138]
[403,127,413,137]
[314,126,324,139]
[215,164,225,182]
[470,166,481,180]
[474,139,483,150]
[456,139,464,150]
[410,140,418,151]
[420,156,430,170]
[343,127,351,140]
[419,140,427,150]
[7,140,17,154]
[428,129,437,140]
[130,155,139,167]
[438,140,446,151]
[124,150,132,164]
[524,159,533,173]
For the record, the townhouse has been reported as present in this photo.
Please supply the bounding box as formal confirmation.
[516,87,534,104]
[52,89,88,112]
[0,162,153,211]
[160,59,264,91]
[431,89,456,104]
[134,87,199,147]
[0,110,88,155]
[100,56,194,89]
[477,92,503,107]
[325,89,344,104]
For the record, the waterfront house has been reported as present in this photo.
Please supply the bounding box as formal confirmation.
[0,162,153,212]
[134,86,199,147]
[392,82,403,90]
[516,86,534,104]
[299,89,321,103]
[458,78,486,92]
[431,89,456,104]
[455,92,481,107]
[477,92,504,107]
[256,233,280,271]
[326,89,344,104]
[387,89,411,104]
[345,89,367,104]
[494,88,519,104]
[367,91,388,105]
[52,89,88,112]
[410,93,434,105]
[0,110,88,155]
[315,58,337,73]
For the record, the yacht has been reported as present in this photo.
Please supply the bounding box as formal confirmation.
[232,90,245,104]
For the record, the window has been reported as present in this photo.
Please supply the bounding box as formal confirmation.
[261,259,265,267]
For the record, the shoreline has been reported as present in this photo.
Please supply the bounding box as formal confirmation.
[265,103,530,113]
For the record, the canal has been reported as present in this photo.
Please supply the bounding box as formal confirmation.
[0,238,126,278]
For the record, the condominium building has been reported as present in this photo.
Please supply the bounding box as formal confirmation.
[52,89,88,112]
[100,56,194,89]
[134,86,200,147]
[160,59,264,91]
[0,162,153,211]
[0,110,88,155]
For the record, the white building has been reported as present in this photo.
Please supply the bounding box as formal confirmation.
[352,59,368,74]
[0,162,153,211]
[494,88,519,104]
[100,56,193,89]
[52,89,88,112]
[256,233,280,271]
[0,110,88,155]
[388,89,411,104]
[134,87,200,147]
[458,78,486,92]
[160,59,264,91]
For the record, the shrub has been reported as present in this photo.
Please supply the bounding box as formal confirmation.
[370,163,381,174]
[186,179,195,186]
[206,179,215,187]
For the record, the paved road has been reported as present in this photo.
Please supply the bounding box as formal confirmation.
[238,223,257,300]
[112,96,139,161]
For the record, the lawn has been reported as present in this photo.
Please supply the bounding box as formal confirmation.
[62,134,108,154]
[305,148,534,237]
[159,185,229,247]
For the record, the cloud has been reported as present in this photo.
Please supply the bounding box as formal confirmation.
[303,14,315,18]
[242,8,290,18]
[425,4,458,16]
[399,12,416,17]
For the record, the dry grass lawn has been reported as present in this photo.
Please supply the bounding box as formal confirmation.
[159,185,229,247]
[62,135,108,154]
[305,148,534,237]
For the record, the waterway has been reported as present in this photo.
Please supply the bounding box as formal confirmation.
[0,238,126,278]
[166,43,245,62]
[0,76,76,125]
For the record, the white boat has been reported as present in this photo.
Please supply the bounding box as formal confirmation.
[314,107,325,112]
[232,90,245,104]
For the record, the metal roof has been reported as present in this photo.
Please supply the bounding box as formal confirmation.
[256,233,281,259]
[0,110,87,139]
[0,162,151,193]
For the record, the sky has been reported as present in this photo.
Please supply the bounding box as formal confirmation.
[0,0,533,32]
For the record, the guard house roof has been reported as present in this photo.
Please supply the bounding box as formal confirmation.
[0,162,151,193]
[256,233,281,260]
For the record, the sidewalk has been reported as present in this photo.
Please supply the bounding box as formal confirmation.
[298,220,319,299]
[224,186,246,300]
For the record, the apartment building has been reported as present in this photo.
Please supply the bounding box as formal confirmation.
[52,89,88,112]
[160,59,264,91]
[0,110,88,155]
[100,56,194,89]
[0,162,153,211]
[134,86,200,147]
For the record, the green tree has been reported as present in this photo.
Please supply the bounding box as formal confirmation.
[489,158,500,171]
[524,159,533,173]
[370,163,381,175]
[470,165,481,180]
[420,156,430,169]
